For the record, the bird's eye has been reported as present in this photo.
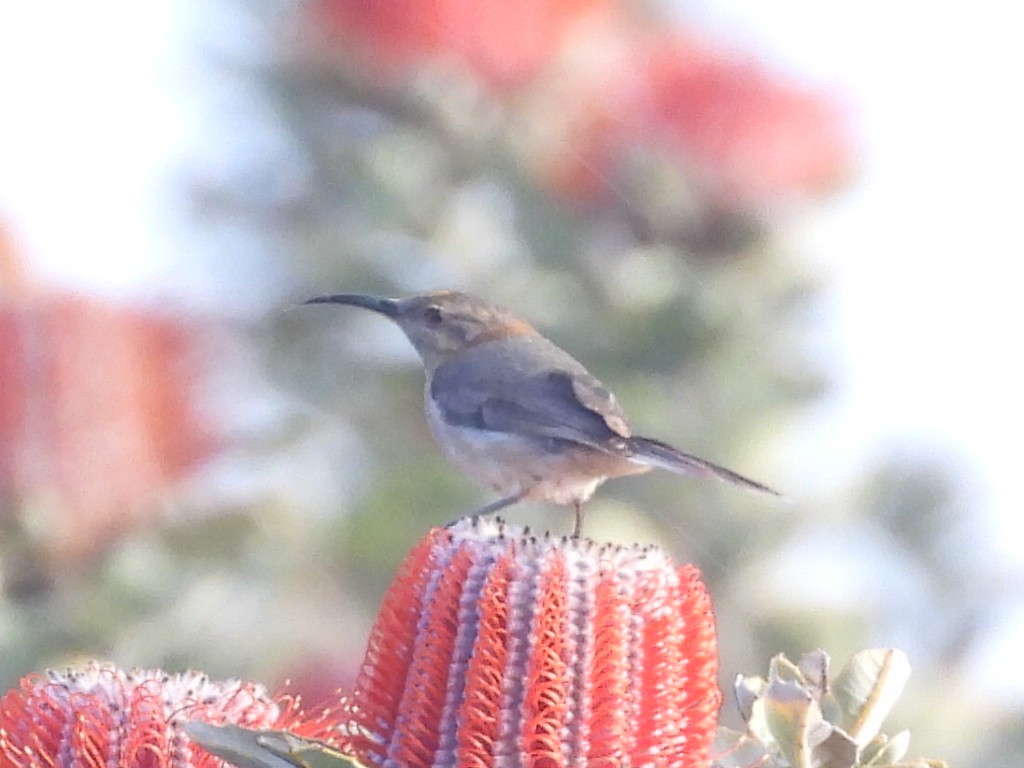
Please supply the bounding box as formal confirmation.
[424,305,443,325]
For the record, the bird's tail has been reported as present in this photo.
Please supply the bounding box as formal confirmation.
[627,436,780,496]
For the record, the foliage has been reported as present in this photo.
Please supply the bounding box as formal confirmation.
[716,649,947,768]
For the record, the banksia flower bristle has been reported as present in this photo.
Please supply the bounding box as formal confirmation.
[341,517,721,768]
[0,662,326,768]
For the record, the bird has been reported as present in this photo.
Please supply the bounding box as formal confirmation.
[304,289,778,536]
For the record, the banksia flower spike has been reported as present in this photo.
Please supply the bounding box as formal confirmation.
[0,662,331,768]
[340,517,721,768]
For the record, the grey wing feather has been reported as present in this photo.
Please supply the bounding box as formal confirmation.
[479,371,630,443]
[569,375,631,437]
[430,342,631,447]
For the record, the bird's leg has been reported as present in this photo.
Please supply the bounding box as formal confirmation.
[445,490,530,529]
[572,500,584,538]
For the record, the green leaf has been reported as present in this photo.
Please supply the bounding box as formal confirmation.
[712,726,775,768]
[183,723,366,768]
[769,652,807,686]
[735,674,775,747]
[796,649,844,726]
[832,649,911,747]
[812,727,858,768]
[183,723,298,768]
[860,730,910,766]
[734,674,767,723]
[764,679,833,768]
[796,649,831,698]
[257,732,367,768]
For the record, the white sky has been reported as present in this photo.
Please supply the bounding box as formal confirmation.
[0,1,191,294]
[2,0,1023,702]
[686,3,1024,537]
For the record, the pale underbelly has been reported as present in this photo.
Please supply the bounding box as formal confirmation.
[426,401,647,505]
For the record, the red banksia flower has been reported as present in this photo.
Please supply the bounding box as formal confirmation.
[0,293,214,564]
[531,25,849,208]
[308,0,609,90]
[339,518,721,768]
[0,662,329,768]
[641,34,850,206]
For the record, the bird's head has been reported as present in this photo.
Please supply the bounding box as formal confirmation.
[303,290,537,370]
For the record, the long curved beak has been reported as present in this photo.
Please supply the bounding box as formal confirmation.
[302,293,400,318]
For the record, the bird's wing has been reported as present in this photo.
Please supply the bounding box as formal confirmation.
[430,357,631,447]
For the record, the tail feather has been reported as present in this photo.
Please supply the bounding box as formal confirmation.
[627,436,780,496]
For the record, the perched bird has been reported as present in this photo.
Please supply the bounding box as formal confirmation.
[305,290,777,536]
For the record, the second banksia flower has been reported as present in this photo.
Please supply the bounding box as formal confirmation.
[340,518,721,768]
[0,662,332,768]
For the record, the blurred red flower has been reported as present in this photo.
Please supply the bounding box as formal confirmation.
[643,34,850,205]
[338,518,720,768]
[0,293,214,564]
[536,28,850,207]
[301,2,850,208]
[308,0,609,90]
[0,662,337,768]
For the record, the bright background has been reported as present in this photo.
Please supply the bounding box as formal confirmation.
[2,2,1022,765]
